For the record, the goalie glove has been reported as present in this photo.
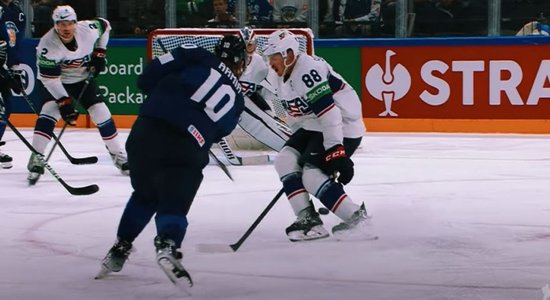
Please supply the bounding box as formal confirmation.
[323,144,354,185]
[87,48,106,77]
[56,97,79,126]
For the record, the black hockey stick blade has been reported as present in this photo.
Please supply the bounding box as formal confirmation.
[197,188,284,253]
[4,120,99,196]
[61,180,99,196]
[68,155,99,165]
[52,134,98,165]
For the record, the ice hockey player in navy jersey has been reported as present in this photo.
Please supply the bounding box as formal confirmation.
[96,35,247,287]
[0,0,26,169]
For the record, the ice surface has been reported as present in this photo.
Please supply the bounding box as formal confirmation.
[1,129,550,300]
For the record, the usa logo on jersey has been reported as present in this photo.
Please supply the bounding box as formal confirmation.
[282,97,310,117]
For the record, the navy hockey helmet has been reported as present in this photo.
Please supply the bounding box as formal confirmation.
[215,34,246,77]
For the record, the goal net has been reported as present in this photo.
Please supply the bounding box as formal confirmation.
[146,28,314,150]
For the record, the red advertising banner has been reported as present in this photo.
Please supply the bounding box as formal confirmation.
[361,45,550,119]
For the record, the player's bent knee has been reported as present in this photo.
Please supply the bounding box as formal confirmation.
[88,102,112,124]
[274,146,301,178]
[302,165,331,197]
[40,101,61,120]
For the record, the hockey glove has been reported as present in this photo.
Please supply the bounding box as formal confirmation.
[56,97,79,126]
[323,144,354,185]
[8,68,24,94]
[88,48,106,77]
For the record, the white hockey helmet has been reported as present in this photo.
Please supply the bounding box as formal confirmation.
[52,5,77,23]
[263,30,300,59]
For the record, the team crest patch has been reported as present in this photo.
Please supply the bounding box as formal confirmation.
[188,124,205,147]
[5,22,18,47]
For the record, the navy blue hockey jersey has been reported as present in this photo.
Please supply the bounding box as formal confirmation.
[0,1,25,67]
[137,45,245,149]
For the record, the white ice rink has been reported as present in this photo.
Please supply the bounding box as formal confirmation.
[1,128,550,300]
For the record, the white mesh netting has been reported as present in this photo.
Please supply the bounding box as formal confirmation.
[147,28,314,122]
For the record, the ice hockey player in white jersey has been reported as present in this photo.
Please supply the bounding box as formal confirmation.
[235,27,290,152]
[27,5,129,184]
[263,29,369,241]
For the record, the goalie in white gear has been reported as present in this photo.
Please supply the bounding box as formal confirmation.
[235,27,290,152]
[27,5,129,184]
[263,30,369,241]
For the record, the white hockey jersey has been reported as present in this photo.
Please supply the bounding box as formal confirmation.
[36,18,111,99]
[273,54,365,150]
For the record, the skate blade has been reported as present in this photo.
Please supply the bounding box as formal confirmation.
[1,163,12,169]
[333,226,379,241]
[157,257,193,294]
[27,173,40,186]
[288,225,330,242]
[94,266,111,280]
[288,231,330,242]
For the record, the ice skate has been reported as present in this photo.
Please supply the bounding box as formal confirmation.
[109,150,129,175]
[332,203,377,240]
[95,239,133,279]
[27,153,45,185]
[285,206,330,242]
[154,235,193,288]
[0,150,12,169]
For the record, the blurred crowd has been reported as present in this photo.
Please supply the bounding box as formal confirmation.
[25,0,550,38]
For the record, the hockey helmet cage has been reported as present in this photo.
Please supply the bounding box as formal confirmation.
[263,30,300,59]
[52,5,77,23]
[215,34,247,76]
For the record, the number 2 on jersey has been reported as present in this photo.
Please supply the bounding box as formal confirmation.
[190,68,236,122]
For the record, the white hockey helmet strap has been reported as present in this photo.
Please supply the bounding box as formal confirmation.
[52,5,77,23]
[263,30,300,59]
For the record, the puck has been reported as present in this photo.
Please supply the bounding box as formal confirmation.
[318,207,330,215]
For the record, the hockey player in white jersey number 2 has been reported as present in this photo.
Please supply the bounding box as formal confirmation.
[263,30,372,241]
[27,5,129,184]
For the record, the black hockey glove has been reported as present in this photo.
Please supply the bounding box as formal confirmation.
[323,144,354,185]
[56,97,79,126]
[88,48,106,77]
[8,68,24,94]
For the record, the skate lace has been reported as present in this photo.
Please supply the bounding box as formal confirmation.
[31,154,45,167]
[111,241,132,257]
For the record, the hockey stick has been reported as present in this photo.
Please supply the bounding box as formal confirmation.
[208,149,233,181]
[197,188,284,253]
[0,100,99,195]
[217,137,271,166]
[44,73,93,162]
[19,88,98,165]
